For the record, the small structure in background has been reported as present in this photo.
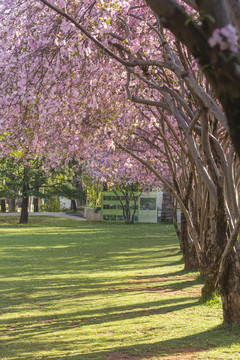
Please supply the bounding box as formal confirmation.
[101,191,172,223]
[59,197,71,210]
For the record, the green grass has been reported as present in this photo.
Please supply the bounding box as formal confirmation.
[0,217,239,360]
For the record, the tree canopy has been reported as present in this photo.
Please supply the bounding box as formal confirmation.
[1,0,240,325]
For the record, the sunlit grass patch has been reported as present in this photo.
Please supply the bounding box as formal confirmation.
[0,217,239,359]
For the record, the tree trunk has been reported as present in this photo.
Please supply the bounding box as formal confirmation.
[28,196,33,212]
[180,212,200,271]
[161,186,173,222]
[220,256,240,326]
[8,198,18,212]
[201,261,221,298]
[71,199,77,212]
[173,203,200,272]
[33,197,39,212]
[19,167,30,224]
[76,198,86,206]
[201,189,229,299]
[1,199,6,213]
[124,195,131,224]
[216,218,240,325]
[172,172,199,271]
[20,197,29,224]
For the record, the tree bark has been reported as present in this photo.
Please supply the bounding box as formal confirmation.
[180,212,200,271]
[19,167,30,224]
[220,258,240,326]
[8,198,18,212]
[124,190,131,224]
[219,94,240,160]
[20,197,29,224]
[201,190,229,297]
[33,197,39,212]
[161,186,173,222]
[71,199,77,212]
[1,199,6,213]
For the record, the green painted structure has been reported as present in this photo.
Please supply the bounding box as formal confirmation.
[101,191,162,223]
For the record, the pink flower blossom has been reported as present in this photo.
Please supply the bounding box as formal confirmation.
[208,24,239,53]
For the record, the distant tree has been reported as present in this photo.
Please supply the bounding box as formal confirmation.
[0,156,85,223]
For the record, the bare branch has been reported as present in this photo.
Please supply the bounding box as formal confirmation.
[166,94,218,203]
[117,142,202,257]
[183,74,229,130]
[188,108,201,134]
[201,113,220,185]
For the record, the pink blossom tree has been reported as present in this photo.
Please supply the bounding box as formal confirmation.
[1,0,240,325]
[49,1,240,323]
[145,0,240,159]
[84,142,162,223]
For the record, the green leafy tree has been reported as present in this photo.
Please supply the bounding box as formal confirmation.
[0,156,86,223]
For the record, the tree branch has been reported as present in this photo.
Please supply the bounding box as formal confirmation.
[146,0,209,61]
[117,142,202,257]
[38,0,162,69]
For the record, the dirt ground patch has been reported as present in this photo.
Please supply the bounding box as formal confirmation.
[128,276,196,284]
[109,286,201,298]
[114,275,201,298]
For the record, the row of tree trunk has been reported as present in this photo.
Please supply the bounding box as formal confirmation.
[1,198,40,214]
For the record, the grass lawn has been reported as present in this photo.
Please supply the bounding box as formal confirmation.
[0,216,239,360]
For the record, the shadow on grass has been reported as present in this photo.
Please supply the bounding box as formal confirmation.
[0,263,200,318]
[1,219,233,360]
[66,325,240,359]
[0,221,182,281]
[0,298,229,360]
[47,325,240,359]
[1,324,239,360]
[0,296,200,327]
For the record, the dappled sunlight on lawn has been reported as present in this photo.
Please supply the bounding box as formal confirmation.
[0,218,239,359]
